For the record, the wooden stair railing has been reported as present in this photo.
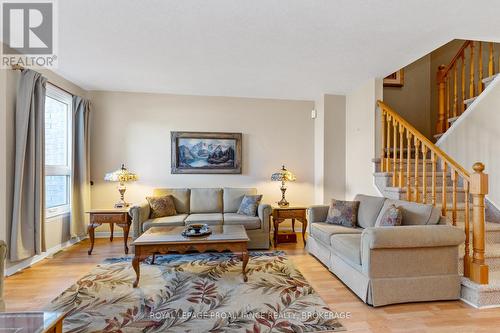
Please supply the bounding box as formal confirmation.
[436,40,499,135]
[378,100,489,284]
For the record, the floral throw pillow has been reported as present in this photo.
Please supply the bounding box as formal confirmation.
[377,204,403,227]
[146,195,177,219]
[326,199,360,228]
[237,195,263,216]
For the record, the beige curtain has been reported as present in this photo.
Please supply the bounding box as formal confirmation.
[10,69,47,261]
[71,96,91,238]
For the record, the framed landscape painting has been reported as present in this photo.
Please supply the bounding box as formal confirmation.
[171,131,242,174]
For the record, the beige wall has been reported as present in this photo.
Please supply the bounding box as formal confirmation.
[89,91,315,212]
[345,79,383,199]
[438,75,500,208]
[324,94,346,202]
[313,96,325,204]
[384,55,432,138]
[1,68,87,268]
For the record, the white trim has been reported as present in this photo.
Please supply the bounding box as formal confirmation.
[5,236,86,276]
[460,297,500,309]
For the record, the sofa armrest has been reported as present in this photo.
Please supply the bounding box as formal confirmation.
[129,201,150,238]
[361,225,465,250]
[258,204,272,233]
[307,205,329,223]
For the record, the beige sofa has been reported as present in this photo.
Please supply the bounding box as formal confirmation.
[129,187,271,249]
[307,194,465,307]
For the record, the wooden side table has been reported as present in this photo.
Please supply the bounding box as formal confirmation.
[271,207,308,247]
[87,209,132,255]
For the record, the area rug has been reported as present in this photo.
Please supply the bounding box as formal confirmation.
[46,251,345,332]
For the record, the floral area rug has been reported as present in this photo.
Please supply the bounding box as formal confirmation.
[46,251,345,332]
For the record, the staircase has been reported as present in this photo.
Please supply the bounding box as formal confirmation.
[435,40,500,140]
[376,100,500,308]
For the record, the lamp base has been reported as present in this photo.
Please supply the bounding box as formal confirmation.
[277,198,289,208]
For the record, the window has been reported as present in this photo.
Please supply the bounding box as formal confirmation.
[45,84,72,218]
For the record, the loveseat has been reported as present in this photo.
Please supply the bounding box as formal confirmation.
[307,194,465,307]
[129,187,271,249]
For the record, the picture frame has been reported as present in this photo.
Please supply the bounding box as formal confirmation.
[383,69,404,87]
[171,131,242,174]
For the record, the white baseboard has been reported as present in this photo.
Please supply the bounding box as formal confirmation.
[95,231,124,238]
[460,297,500,309]
[5,236,86,276]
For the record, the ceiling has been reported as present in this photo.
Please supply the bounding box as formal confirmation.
[53,0,500,100]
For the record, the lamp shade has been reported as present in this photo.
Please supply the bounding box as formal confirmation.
[104,164,138,183]
[271,165,296,182]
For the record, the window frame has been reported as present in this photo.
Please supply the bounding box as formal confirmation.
[45,83,73,219]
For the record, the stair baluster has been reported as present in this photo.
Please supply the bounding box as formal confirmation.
[489,42,494,77]
[431,151,437,206]
[398,124,404,187]
[392,119,397,186]
[422,145,428,204]
[452,170,458,226]
[478,42,483,93]
[406,131,412,201]
[464,180,471,278]
[470,41,475,98]
[414,138,420,202]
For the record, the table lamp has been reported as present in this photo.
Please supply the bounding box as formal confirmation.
[104,164,138,208]
[271,165,296,207]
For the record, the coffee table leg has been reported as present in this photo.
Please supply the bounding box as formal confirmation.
[132,252,141,288]
[242,250,249,282]
[109,222,114,242]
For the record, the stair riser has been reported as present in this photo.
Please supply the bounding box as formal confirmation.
[385,191,466,203]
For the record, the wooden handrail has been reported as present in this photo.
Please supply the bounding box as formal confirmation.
[379,101,470,181]
[442,40,472,77]
[378,100,489,284]
[436,40,498,135]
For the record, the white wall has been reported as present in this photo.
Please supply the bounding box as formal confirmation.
[345,79,383,199]
[324,94,346,202]
[438,76,500,208]
[89,91,315,210]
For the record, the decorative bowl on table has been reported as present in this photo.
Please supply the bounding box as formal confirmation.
[182,224,212,237]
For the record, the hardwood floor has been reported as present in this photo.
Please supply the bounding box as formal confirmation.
[5,235,500,332]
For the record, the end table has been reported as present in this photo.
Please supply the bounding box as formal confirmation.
[271,207,308,247]
[87,209,131,255]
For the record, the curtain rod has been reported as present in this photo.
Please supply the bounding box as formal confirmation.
[11,64,75,97]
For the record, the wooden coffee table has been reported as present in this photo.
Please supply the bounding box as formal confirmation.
[131,225,249,288]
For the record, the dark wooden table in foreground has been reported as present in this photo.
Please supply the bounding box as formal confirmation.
[131,225,249,288]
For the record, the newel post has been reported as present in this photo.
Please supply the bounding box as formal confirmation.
[470,162,489,284]
[436,65,447,134]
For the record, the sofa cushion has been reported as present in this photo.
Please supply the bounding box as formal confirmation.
[326,199,360,228]
[310,222,363,246]
[237,194,262,216]
[376,204,403,227]
[223,213,261,230]
[190,188,223,213]
[330,234,362,266]
[375,199,437,226]
[354,194,386,228]
[223,188,257,213]
[146,195,177,218]
[185,213,223,225]
[142,214,188,232]
[153,188,190,214]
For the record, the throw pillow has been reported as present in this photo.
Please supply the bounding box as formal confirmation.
[377,204,403,227]
[146,195,177,218]
[237,194,263,216]
[326,199,360,228]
